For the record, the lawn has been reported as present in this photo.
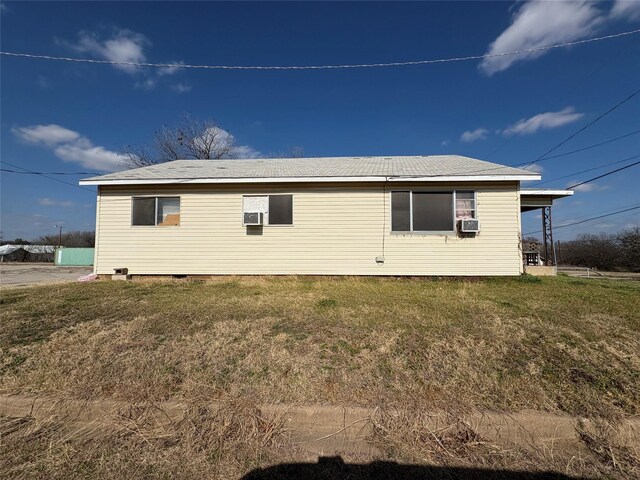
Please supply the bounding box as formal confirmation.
[1,275,639,478]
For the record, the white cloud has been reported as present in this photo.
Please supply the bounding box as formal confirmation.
[441,140,449,147]
[60,29,184,90]
[570,182,608,192]
[64,29,149,74]
[460,128,489,143]
[522,164,544,174]
[171,82,192,93]
[230,144,262,159]
[38,198,75,207]
[502,107,584,136]
[480,1,605,75]
[193,126,262,159]
[134,78,157,90]
[12,124,81,146]
[12,124,126,172]
[611,0,640,20]
[54,143,126,171]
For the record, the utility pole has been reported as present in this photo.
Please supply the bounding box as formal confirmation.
[55,224,63,248]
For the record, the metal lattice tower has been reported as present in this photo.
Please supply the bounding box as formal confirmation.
[541,206,555,266]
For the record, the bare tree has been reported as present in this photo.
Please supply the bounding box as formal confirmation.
[37,231,95,248]
[618,227,640,272]
[283,145,305,158]
[122,116,236,168]
[267,145,305,158]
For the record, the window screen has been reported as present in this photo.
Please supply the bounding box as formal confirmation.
[391,191,410,231]
[132,197,156,226]
[456,191,476,219]
[412,192,454,231]
[268,195,293,225]
[157,197,180,226]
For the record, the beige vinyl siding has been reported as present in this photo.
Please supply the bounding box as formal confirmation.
[94,182,522,276]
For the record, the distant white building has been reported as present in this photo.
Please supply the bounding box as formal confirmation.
[0,244,56,262]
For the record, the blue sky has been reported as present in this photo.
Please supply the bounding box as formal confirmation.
[1,1,639,241]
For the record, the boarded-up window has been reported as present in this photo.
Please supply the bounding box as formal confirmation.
[157,197,180,226]
[391,191,410,231]
[268,195,293,225]
[413,192,453,231]
[243,195,268,214]
[132,197,180,226]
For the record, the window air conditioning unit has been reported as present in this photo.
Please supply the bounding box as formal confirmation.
[460,219,480,233]
[243,212,263,226]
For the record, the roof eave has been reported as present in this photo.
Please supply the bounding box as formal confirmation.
[520,189,574,198]
[80,174,540,186]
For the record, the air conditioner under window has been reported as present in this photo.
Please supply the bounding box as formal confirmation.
[460,219,480,233]
[243,212,263,226]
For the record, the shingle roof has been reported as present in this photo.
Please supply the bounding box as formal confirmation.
[80,155,538,185]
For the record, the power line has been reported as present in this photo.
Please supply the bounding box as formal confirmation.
[389,130,640,180]
[2,29,639,71]
[2,130,638,184]
[527,128,640,161]
[566,159,640,190]
[1,168,100,175]
[486,37,639,159]
[535,154,640,186]
[523,204,640,236]
[520,87,640,169]
[536,200,640,226]
[0,161,94,192]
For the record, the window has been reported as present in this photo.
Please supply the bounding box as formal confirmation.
[391,191,410,231]
[268,195,293,225]
[132,197,180,226]
[242,194,293,225]
[391,191,455,232]
[413,192,454,231]
[132,197,155,226]
[455,191,476,219]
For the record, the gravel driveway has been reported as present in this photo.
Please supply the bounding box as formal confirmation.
[0,263,93,288]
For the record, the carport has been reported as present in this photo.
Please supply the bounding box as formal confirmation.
[520,189,574,274]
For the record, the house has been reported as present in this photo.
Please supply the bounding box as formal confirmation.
[79,155,572,277]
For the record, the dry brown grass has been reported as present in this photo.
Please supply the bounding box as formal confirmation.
[370,408,640,480]
[2,276,638,416]
[1,275,640,478]
[0,396,293,480]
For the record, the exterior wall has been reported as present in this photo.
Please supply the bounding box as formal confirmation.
[94,182,522,276]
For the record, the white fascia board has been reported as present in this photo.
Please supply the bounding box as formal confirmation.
[80,174,540,186]
[520,189,574,196]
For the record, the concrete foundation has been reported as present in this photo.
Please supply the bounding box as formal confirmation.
[524,265,557,276]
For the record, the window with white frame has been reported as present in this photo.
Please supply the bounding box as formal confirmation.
[242,194,293,225]
[132,197,180,226]
[391,191,454,232]
[391,190,477,233]
[455,191,476,219]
